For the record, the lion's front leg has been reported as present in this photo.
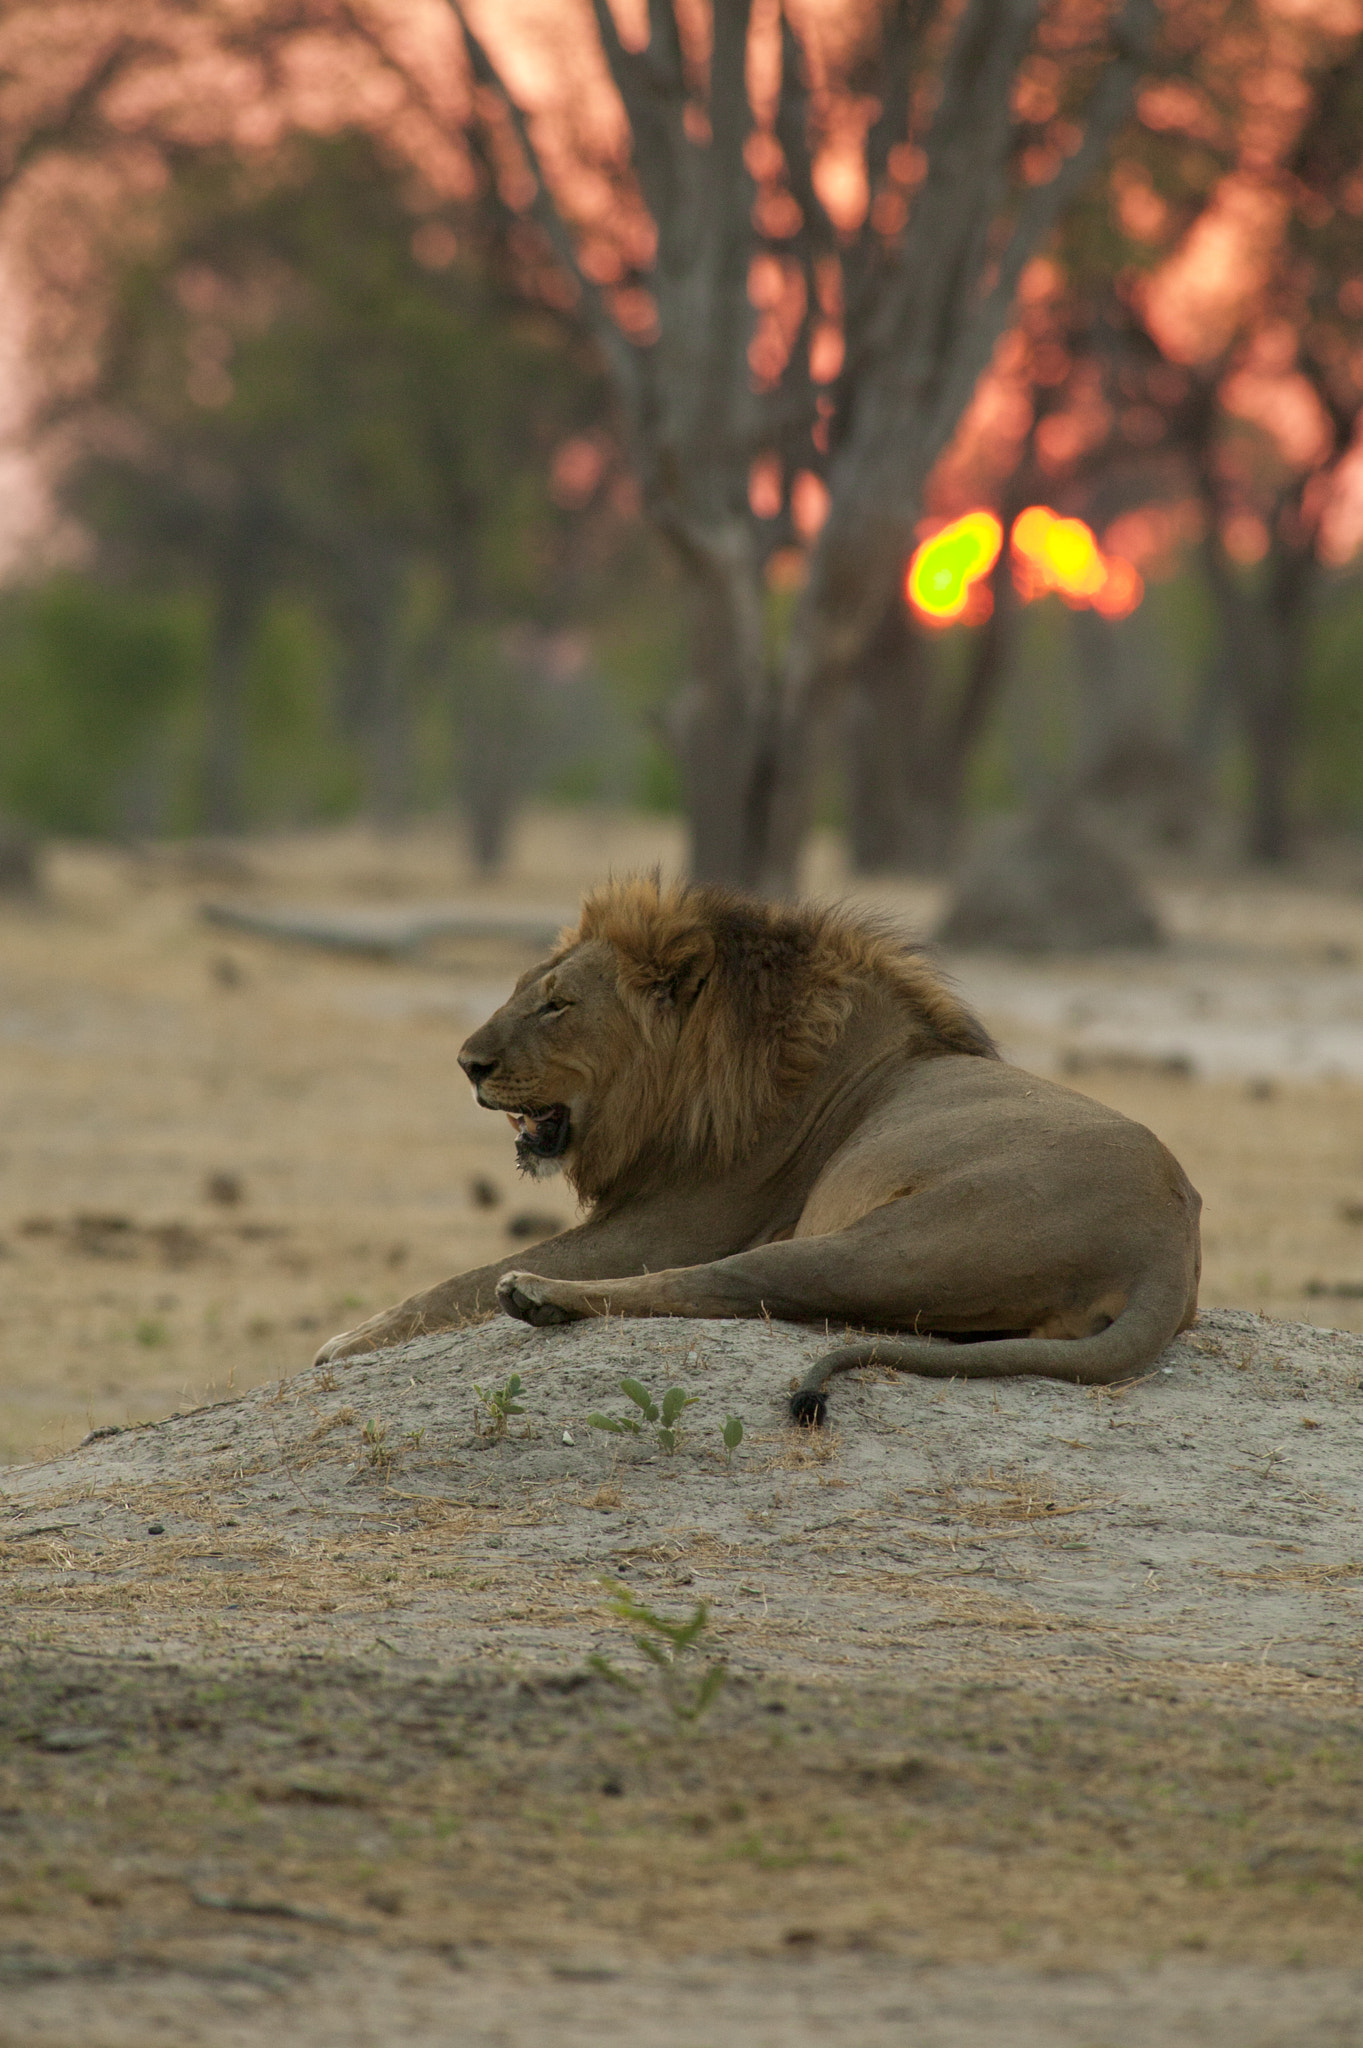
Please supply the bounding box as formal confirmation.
[313,1262,511,1365]
[496,1272,618,1326]
[495,1261,754,1325]
[315,1297,472,1366]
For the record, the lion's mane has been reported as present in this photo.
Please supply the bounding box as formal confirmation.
[553,877,997,1199]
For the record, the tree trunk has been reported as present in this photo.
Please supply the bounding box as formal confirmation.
[202,570,258,835]
[843,575,1015,876]
[1201,530,1315,865]
[1243,565,1313,864]
[454,636,538,877]
[335,548,411,826]
[672,534,772,886]
[845,602,927,874]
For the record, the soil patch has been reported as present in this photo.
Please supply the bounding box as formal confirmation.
[2,1303,1361,2041]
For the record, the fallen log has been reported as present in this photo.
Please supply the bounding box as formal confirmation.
[199,900,574,961]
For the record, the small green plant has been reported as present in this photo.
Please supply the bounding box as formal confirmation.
[474,1372,526,1438]
[588,1378,696,1451]
[134,1317,168,1348]
[598,1579,726,1722]
[361,1417,393,1470]
[720,1414,745,1466]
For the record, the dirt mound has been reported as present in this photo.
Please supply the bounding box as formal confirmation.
[937,807,1163,953]
[3,1304,1360,1688]
[4,1305,1362,2045]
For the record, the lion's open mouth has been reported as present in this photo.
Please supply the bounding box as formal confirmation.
[506,1105,571,1163]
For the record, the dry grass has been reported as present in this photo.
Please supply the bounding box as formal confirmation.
[2,1653,1362,1973]
[1218,1560,1363,1588]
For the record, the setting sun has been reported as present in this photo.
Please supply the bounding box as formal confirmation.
[905,511,1004,624]
[908,505,1145,624]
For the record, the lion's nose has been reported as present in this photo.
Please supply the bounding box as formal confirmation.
[458,1050,498,1086]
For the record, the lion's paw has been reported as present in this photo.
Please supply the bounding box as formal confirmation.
[496,1272,583,1327]
[313,1327,380,1367]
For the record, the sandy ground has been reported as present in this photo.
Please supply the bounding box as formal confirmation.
[4,810,1363,2043]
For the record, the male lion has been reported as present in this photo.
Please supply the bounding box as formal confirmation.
[317,878,1201,1422]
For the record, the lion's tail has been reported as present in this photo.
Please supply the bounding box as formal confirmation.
[789,1269,1193,1426]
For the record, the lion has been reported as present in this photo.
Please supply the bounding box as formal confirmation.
[316,877,1201,1423]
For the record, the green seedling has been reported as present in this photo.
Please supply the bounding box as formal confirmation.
[361,1417,393,1470]
[474,1372,526,1438]
[588,1377,696,1451]
[602,1579,726,1723]
[721,1414,745,1466]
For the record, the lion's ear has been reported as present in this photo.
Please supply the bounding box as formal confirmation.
[661,925,715,1006]
[624,922,715,1008]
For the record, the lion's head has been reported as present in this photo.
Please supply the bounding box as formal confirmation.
[457,877,995,1199]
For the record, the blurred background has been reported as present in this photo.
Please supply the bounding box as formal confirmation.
[4,0,1363,1463]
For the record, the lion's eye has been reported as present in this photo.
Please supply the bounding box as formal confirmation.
[537,999,568,1019]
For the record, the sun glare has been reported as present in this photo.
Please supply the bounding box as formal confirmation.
[905,511,1003,625]
[908,505,1144,625]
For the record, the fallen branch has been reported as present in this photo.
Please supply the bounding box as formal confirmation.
[200,901,572,960]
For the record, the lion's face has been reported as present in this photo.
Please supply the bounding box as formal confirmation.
[457,940,641,1178]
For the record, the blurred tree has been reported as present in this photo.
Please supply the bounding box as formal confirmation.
[454,0,1160,888]
[847,2,1363,869]
[47,131,610,837]
[0,576,200,834]
[1179,43,1363,861]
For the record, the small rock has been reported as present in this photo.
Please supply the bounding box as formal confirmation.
[468,1175,501,1209]
[204,1171,243,1207]
[938,806,1163,954]
[41,1728,111,1752]
[364,1886,405,1916]
[507,1211,564,1242]
[147,1522,165,1536]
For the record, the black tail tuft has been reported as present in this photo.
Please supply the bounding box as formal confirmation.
[789,1387,827,1428]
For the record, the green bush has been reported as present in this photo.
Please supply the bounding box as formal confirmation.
[0,577,201,834]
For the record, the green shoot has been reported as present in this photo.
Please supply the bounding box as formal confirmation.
[721,1414,745,1466]
[361,1417,393,1471]
[602,1579,726,1723]
[474,1372,526,1438]
[584,1652,638,1690]
[587,1377,696,1452]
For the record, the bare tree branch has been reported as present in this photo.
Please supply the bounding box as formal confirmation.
[773,12,835,257]
[868,0,1042,371]
[587,0,689,240]
[644,0,685,92]
[975,0,1160,362]
[447,2,647,427]
[843,0,1158,562]
[700,0,758,441]
[863,0,928,198]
